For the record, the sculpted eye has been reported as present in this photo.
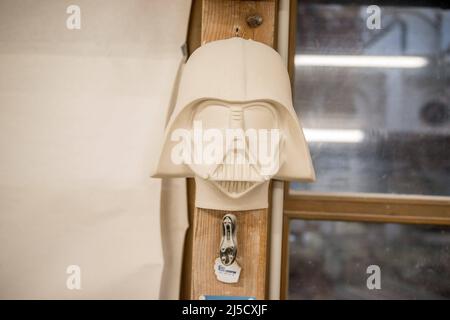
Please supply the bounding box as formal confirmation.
[193,105,229,130]
[243,106,278,130]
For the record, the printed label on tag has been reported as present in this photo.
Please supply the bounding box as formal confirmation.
[214,257,241,283]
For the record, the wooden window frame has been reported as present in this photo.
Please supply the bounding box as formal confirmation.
[281,189,450,299]
[281,0,450,299]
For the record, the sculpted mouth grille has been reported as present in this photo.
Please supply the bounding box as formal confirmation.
[214,180,257,195]
[210,162,262,197]
[210,163,262,181]
[208,133,264,197]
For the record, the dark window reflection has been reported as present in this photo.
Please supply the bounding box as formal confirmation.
[291,2,450,195]
[288,220,450,299]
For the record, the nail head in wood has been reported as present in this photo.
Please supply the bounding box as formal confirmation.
[246,14,263,28]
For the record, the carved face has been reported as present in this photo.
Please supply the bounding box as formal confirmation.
[187,100,282,198]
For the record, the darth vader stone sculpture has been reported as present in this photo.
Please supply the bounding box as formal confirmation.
[153,38,315,211]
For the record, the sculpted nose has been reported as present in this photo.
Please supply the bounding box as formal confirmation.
[229,106,244,129]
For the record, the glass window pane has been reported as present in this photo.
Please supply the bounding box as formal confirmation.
[288,220,450,299]
[291,2,450,196]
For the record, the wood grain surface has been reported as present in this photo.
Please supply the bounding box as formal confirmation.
[202,0,277,47]
[190,207,268,299]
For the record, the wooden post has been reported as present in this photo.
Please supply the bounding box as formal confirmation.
[181,0,278,300]
[202,0,277,48]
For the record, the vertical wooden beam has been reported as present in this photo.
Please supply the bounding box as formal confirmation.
[187,0,203,55]
[182,0,278,300]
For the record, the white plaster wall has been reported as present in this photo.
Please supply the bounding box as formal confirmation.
[0,0,190,299]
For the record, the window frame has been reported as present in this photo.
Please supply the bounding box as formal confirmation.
[281,188,450,299]
[282,0,450,299]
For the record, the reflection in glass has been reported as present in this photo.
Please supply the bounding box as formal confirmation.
[288,220,450,299]
[291,2,450,195]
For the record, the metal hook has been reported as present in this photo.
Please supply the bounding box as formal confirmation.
[219,213,237,266]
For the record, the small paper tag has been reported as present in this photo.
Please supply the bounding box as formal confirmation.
[214,258,241,283]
